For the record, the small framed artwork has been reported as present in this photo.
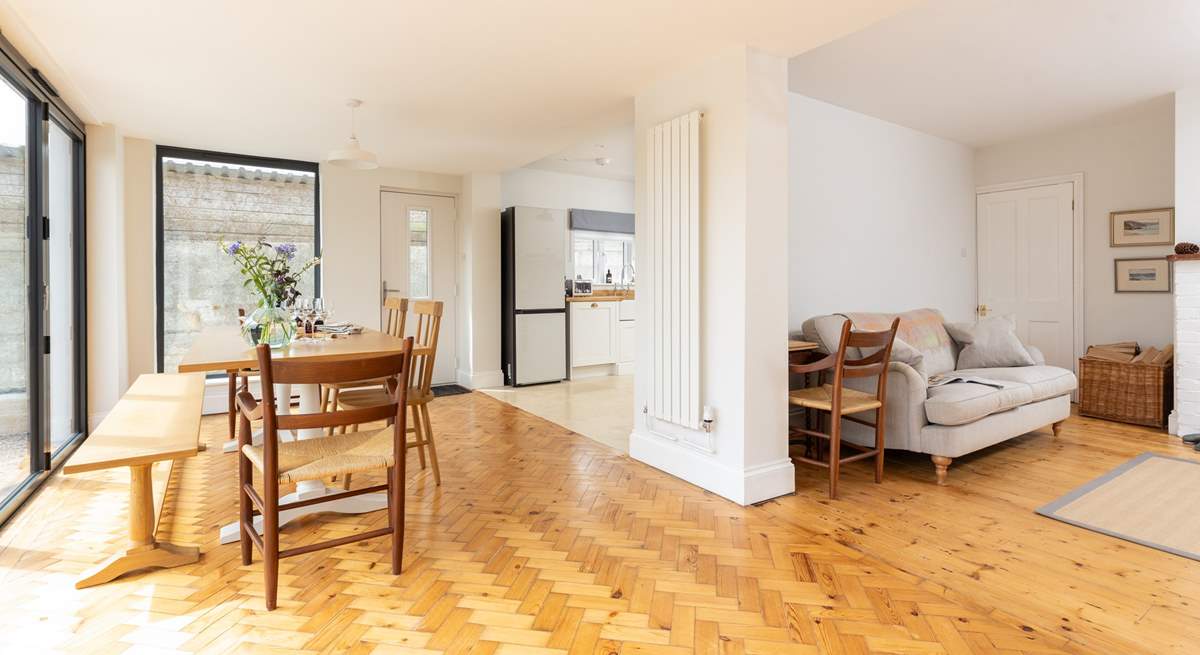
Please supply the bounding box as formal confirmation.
[1110,207,1174,247]
[1114,257,1170,293]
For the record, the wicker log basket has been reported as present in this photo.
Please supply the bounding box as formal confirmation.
[1078,342,1173,427]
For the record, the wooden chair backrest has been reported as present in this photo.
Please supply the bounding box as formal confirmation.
[383,297,409,338]
[408,300,443,394]
[788,317,900,411]
[252,341,414,474]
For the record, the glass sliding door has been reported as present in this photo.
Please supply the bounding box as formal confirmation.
[47,121,76,452]
[0,34,86,524]
[0,76,27,502]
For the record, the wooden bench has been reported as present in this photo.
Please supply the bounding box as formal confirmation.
[63,373,205,588]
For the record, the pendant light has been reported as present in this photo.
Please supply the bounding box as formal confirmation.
[326,98,378,169]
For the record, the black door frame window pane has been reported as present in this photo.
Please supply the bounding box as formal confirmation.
[154,145,321,373]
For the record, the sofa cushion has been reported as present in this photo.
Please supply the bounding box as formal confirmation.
[924,380,1033,426]
[945,315,1035,369]
[954,365,1077,402]
[804,308,957,377]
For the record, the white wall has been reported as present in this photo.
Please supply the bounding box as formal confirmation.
[632,46,793,505]
[789,95,976,328]
[123,137,156,381]
[500,167,634,213]
[975,95,1175,349]
[318,165,461,331]
[84,124,128,428]
[457,173,504,389]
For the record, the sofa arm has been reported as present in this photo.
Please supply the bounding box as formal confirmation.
[842,361,928,452]
[1025,345,1046,365]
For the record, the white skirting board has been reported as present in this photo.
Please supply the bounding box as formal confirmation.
[456,368,504,390]
[629,429,795,505]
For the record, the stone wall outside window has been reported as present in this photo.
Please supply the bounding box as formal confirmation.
[161,159,316,372]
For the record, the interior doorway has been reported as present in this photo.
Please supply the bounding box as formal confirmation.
[975,176,1082,372]
[380,191,457,385]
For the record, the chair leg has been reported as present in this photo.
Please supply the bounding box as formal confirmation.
[227,371,238,441]
[341,473,353,491]
[263,480,279,610]
[411,405,427,471]
[828,413,841,500]
[237,416,253,566]
[420,402,441,486]
[390,461,404,575]
[874,407,885,484]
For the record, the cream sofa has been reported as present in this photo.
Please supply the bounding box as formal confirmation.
[800,309,1077,484]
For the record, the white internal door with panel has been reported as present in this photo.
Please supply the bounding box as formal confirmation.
[976,181,1076,371]
[380,191,457,384]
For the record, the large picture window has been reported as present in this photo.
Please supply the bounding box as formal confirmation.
[155,148,320,372]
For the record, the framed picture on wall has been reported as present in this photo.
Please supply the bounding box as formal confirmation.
[1110,207,1174,247]
[1114,257,1171,293]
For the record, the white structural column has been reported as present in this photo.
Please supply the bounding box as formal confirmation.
[85,123,130,430]
[1173,89,1200,435]
[456,173,505,389]
[630,47,793,505]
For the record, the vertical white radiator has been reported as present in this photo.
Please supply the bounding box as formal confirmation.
[647,110,700,430]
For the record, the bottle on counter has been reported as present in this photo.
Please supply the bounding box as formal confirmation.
[605,269,612,284]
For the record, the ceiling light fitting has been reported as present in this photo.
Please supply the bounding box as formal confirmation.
[326,98,378,170]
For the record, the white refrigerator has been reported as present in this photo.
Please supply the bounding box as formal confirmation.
[501,206,568,386]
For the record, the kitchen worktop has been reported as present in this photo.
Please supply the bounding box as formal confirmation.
[565,290,635,303]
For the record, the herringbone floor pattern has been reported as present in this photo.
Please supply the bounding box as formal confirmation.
[0,393,1070,654]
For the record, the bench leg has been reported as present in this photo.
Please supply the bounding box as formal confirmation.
[75,464,199,589]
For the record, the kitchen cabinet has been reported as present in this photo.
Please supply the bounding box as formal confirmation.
[570,301,619,367]
[618,300,635,364]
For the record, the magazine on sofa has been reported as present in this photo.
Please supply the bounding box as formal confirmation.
[927,374,1008,389]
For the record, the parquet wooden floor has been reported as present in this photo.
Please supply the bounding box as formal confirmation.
[0,393,1099,654]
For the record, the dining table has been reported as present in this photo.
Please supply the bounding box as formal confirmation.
[178,325,424,545]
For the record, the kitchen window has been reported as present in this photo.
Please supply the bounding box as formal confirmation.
[571,231,634,284]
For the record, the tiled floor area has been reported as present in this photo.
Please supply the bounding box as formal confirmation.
[480,375,633,452]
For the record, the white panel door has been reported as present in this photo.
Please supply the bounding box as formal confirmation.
[381,191,457,384]
[976,182,1074,371]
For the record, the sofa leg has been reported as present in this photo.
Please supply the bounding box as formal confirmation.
[931,456,952,486]
[1051,420,1065,436]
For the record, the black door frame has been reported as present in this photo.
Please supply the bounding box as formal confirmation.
[0,31,88,526]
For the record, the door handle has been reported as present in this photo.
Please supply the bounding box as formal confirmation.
[977,304,989,317]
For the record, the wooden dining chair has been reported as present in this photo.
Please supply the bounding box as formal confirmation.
[236,339,413,610]
[319,296,408,424]
[788,317,899,499]
[337,300,443,485]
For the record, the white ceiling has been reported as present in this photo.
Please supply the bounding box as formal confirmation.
[524,122,635,181]
[1,0,917,174]
[789,0,1200,147]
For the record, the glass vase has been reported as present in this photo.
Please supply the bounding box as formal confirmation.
[241,305,296,349]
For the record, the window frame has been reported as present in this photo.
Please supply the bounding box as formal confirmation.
[406,204,432,299]
[154,146,322,373]
[0,30,88,527]
[571,230,634,284]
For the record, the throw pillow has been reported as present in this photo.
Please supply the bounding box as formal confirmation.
[945,315,1035,369]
